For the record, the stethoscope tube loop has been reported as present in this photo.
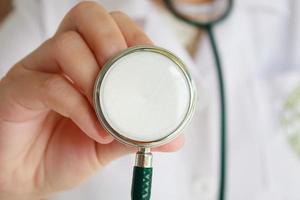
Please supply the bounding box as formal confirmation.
[163,0,233,28]
[163,1,233,200]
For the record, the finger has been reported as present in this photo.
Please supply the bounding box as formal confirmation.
[23,2,129,101]
[56,1,127,65]
[42,75,113,143]
[95,134,185,167]
[110,11,153,46]
[155,134,185,152]
[95,141,134,166]
[22,31,100,102]
[3,68,112,144]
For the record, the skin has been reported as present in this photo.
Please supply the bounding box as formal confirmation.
[0,0,12,23]
[0,2,184,200]
[177,0,212,3]
[155,0,213,6]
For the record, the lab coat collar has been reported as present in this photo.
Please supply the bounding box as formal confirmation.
[143,3,202,81]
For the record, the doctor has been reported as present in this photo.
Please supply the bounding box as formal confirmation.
[0,0,300,200]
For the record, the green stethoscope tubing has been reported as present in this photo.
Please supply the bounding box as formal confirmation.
[163,0,234,199]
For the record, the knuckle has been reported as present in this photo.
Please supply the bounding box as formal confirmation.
[42,74,64,94]
[51,31,81,55]
[41,74,87,117]
[110,10,126,17]
[99,29,117,42]
[66,94,88,119]
[69,2,107,29]
[0,75,13,100]
[130,32,150,44]
[69,95,86,112]
[71,1,101,16]
[53,31,80,47]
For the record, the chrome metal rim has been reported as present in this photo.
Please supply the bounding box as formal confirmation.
[93,45,197,148]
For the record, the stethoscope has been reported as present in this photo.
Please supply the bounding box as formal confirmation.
[93,1,233,200]
[94,46,197,200]
[163,1,233,200]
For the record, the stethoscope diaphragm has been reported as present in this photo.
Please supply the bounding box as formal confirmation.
[93,45,196,200]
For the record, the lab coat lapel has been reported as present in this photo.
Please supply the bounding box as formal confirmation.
[212,1,300,198]
[143,6,201,81]
[143,4,210,119]
[143,6,222,199]
[212,4,267,199]
[143,5,265,199]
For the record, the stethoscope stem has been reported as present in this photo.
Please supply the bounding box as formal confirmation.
[131,148,153,200]
[135,148,153,168]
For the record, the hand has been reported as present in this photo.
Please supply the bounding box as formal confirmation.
[0,2,184,200]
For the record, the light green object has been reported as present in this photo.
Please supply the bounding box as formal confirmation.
[281,85,300,158]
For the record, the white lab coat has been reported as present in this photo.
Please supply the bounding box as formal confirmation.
[0,0,300,199]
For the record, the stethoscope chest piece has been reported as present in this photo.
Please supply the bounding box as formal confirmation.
[93,45,196,200]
